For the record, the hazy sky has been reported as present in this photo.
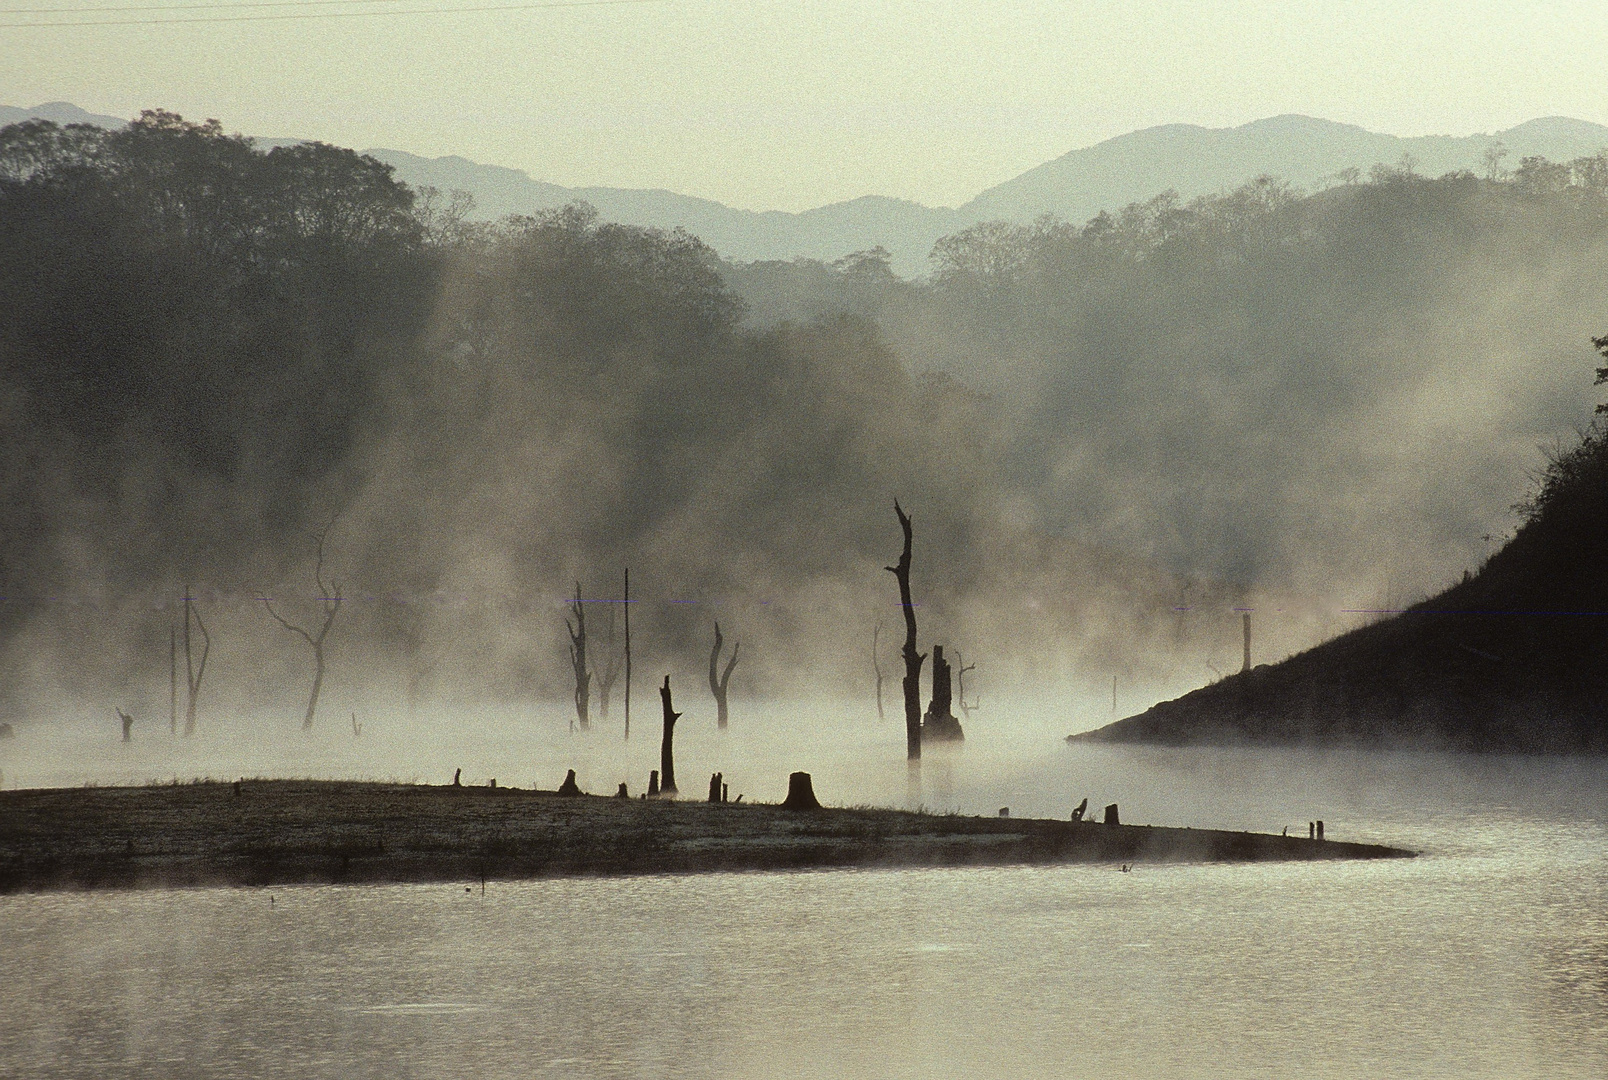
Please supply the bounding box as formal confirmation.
[4,0,1607,211]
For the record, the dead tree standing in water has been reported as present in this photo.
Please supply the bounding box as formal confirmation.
[954,649,977,719]
[922,644,964,742]
[261,523,343,731]
[566,583,591,731]
[708,622,740,730]
[884,501,926,761]
[169,624,177,735]
[181,590,210,738]
[623,568,632,742]
[658,675,680,794]
[872,621,885,721]
[595,599,623,721]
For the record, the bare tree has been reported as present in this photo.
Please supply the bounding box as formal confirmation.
[658,675,680,794]
[566,582,591,731]
[169,624,177,735]
[872,621,885,721]
[623,567,632,742]
[595,599,623,720]
[884,502,926,761]
[708,621,740,730]
[181,590,210,738]
[261,523,343,731]
[954,648,977,719]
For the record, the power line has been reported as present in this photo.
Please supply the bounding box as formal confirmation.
[0,0,659,27]
[1,0,451,13]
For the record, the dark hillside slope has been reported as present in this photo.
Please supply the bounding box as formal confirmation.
[1075,413,1608,753]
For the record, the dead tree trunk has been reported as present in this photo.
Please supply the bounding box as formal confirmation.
[623,568,631,743]
[566,583,591,732]
[168,625,177,735]
[261,522,342,731]
[954,649,976,719]
[596,600,622,721]
[708,622,740,730]
[658,675,680,794]
[884,502,926,760]
[181,591,210,738]
[873,621,885,721]
[922,644,964,742]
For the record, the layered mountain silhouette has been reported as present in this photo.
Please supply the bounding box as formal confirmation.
[6,103,1607,273]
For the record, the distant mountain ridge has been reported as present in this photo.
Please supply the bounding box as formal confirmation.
[6,103,1608,274]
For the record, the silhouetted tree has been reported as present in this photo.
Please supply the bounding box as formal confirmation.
[954,648,976,719]
[707,621,740,730]
[261,521,343,731]
[566,583,591,731]
[884,502,926,760]
[596,599,622,720]
[873,621,885,721]
[181,591,209,738]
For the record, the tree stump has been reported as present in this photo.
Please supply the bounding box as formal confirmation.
[616,782,629,798]
[648,769,660,797]
[782,771,822,810]
[557,769,582,796]
[658,676,680,794]
[1104,803,1120,826]
[1071,797,1088,822]
[708,772,723,803]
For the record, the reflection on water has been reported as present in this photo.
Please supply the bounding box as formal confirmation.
[1,701,1605,1077]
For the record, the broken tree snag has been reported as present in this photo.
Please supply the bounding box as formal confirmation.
[181,590,210,738]
[118,708,133,743]
[782,771,822,810]
[708,622,740,731]
[872,621,885,721]
[884,501,927,761]
[1105,803,1120,826]
[707,772,723,803]
[648,769,660,797]
[566,583,591,732]
[557,769,582,796]
[921,644,964,743]
[260,520,343,731]
[658,675,680,794]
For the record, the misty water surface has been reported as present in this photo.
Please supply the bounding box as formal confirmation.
[1,704,1605,1077]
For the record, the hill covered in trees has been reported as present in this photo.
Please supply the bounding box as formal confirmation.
[1074,358,1608,754]
[4,108,1608,728]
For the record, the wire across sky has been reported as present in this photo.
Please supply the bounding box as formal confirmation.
[0,0,660,29]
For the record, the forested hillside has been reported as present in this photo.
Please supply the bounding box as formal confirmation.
[4,110,1608,728]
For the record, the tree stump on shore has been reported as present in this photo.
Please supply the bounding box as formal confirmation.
[616,782,629,798]
[558,769,582,796]
[1104,803,1120,826]
[648,769,660,797]
[658,676,680,794]
[708,772,723,803]
[782,771,822,810]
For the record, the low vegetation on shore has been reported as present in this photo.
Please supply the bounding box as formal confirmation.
[0,778,1411,894]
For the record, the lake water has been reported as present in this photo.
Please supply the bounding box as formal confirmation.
[1,700,1605,1078]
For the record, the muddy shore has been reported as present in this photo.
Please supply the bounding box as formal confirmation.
[0,780,1414,894]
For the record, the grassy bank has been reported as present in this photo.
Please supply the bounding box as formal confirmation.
[0,779,1412,894]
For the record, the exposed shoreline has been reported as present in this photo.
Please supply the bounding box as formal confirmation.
[0,779,1414,895]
